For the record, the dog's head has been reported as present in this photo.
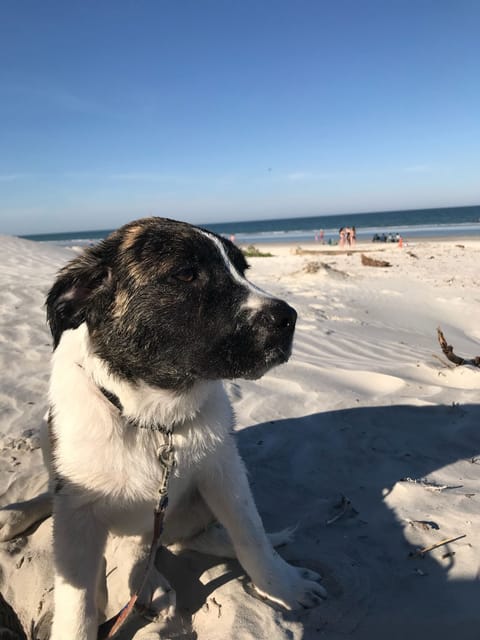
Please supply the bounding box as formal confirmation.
[47,217,297,389]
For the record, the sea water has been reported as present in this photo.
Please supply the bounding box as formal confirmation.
[22,204,480,247]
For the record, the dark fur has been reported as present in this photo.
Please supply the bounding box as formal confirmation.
[46,217,296,390]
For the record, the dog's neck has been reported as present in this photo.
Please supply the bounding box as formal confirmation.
[55,324,215,431]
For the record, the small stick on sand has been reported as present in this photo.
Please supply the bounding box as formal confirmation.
[326,495,353,525]
[409,534,467,558]
[436,327,480,367]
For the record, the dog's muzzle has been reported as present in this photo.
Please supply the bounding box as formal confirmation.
[247,299,297,374]
[254,299,297,335]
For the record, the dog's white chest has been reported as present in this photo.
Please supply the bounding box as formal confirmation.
[49,327,233,529]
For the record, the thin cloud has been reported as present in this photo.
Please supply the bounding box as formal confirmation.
[108,172,174,182]
[0,174,24,182]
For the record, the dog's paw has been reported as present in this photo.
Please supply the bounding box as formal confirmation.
[137,566,176,620]
[254,560,327,610]
[132,618,175,640]
[132,623,162,640]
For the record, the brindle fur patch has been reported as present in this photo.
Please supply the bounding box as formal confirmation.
[113,289,130,319]
[120,224,144,251]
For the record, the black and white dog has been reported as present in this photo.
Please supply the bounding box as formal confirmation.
[0,217,325,639]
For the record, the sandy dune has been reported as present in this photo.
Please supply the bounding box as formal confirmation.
[0,235,479,639]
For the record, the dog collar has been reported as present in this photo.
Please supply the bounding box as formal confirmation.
[98,386,170,432]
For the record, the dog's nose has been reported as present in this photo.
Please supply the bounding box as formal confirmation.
[257,299,297,331]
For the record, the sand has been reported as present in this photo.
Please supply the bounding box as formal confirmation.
[0,234,479,639]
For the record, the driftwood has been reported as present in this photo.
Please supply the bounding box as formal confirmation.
[437,327,480,367]
[294,247,386,256]
[361,254,391,268]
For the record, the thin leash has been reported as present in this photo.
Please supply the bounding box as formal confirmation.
[97,390,176,640]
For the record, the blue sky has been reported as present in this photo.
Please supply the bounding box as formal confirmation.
[1,0,479,234]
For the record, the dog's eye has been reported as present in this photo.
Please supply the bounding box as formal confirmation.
[174,267,196,283]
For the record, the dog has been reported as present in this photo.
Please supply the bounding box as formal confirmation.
[0,217,325,639]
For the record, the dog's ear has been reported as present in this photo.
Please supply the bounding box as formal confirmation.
[46,248,113,348]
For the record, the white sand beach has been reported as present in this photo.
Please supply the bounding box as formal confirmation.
[1,234,480,639]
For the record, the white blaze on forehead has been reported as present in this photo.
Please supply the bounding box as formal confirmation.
[198,229,274,308]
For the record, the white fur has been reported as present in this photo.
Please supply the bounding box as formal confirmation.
[45,323,326,639]
[198,229,275,312]
[48,325,230,509]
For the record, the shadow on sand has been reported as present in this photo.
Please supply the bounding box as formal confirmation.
[2,404,480,640]
[153,402,480,640]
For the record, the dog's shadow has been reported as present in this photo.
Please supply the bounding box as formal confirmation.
[135,402,480,640]
[5,404,480,639]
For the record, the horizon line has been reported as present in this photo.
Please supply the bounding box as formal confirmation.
[17,202,480,239]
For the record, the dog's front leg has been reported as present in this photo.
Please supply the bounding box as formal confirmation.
[198,442,326,610]
[50,495,108,640]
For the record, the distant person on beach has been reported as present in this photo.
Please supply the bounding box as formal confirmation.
[345,226,356,246]
[345,227,351,246]
[339,227,346,247]
[319,229,324,243]
[351,226,356,246]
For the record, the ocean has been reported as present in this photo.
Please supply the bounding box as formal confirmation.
[21,204,480,247]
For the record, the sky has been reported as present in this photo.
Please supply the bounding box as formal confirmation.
[1,0,480,235]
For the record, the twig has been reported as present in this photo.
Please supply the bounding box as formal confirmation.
[326,495,353,525]
[437,327,480,367]
[409,534,466,558]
